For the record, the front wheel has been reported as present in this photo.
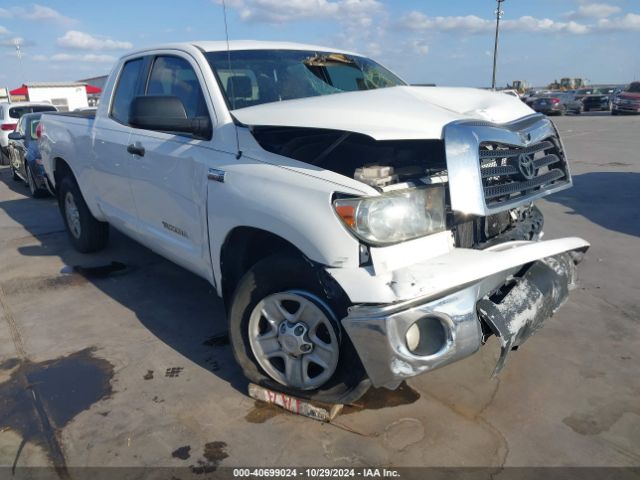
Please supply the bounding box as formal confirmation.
[58,174,109,253]
[229,254,370,404]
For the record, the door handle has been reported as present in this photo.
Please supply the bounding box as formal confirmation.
[127,143,145,157]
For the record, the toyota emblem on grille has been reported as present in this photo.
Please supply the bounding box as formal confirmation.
[517,153,536,179]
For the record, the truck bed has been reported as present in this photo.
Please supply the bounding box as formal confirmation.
[45,109,97,119]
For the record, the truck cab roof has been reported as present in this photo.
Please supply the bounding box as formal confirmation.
[120,40,359,59]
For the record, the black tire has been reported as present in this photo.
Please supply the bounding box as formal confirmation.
[229,253,371,404]
[25,163,47,198]
[583,107,590,112]
[10,164,21,182]
[57,174,109,253]
[611,110,619,116]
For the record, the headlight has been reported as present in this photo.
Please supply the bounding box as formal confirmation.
[333,186,446,246]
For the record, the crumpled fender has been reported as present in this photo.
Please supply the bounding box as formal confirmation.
[326,237,590,304]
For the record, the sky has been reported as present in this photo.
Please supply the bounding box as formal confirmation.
[1,0,639,89]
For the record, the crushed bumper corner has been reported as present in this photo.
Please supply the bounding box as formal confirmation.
[341,250,586,389]
[478,252,578,375]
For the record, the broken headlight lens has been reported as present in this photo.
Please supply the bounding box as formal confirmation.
[334,186,446,246]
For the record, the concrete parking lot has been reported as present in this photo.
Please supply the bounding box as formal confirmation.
[0,112,639,472]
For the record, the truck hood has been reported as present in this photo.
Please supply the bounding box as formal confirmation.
[232,86,535,141]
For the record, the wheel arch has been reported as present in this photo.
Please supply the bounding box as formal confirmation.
[219,226,304,308]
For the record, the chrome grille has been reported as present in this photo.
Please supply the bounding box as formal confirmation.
[479,137,569,206]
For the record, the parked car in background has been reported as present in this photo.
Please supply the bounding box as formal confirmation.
[582,86,619,112]
[522,90,551,107]
[0,101,57,164]
[612,82,640,115]
[561,92,584,114]
[573,88,594,103]
[7,112,50,197]
[531,93,570,115]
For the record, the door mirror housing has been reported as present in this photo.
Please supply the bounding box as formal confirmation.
[8,132,24,141]
[128,96,212,140]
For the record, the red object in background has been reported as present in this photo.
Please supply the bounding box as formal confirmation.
[1,123,17,131]
[551,98,560,104]
[10,84,102,95]
[9,85,28,96]
[36,122,43,139]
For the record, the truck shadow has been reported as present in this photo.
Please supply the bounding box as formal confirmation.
[545,172,640,238]
[0,167,248,396]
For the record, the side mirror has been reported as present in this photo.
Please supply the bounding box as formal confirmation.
[8,132,24,141]
[129,96,212,140]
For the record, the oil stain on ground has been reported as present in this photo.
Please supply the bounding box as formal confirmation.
[0,347,114,468]
[342,382,421,414]
[0,262,129,296]
[61,261,128,278]
[171,445,191,460]
[190,441,228,473]
[245,400,287,424]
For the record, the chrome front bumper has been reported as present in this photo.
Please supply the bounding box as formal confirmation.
[341,252,580,389]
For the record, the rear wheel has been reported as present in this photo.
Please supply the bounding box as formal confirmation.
[58,174,109,253]
[25,163,47,198]
[229,253,370,404]
[10,164,20,181]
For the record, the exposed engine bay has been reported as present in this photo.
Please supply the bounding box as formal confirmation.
[250,125,544,249]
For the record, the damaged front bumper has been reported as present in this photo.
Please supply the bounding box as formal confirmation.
[334,237,589,389]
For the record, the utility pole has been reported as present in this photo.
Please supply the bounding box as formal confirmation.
[14,39,25,85]
[491,0,505,90]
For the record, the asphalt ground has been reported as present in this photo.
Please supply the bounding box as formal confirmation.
[0,111,638,474]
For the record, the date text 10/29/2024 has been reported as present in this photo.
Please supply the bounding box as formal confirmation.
[233,468,401,478]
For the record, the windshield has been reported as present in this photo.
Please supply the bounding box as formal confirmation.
[206,49,406,109]
[9,105,56,119]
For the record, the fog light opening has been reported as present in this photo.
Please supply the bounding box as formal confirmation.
[405,315,448,356]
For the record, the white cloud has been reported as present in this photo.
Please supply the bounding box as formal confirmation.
[566,3,621,20]
[50,53,117,63]
[503,16,590,34]
[412,40,429,55]
[398,12,493,34]
[57,31,132,50]
[0,5,76,24]
[216,0,383,24]
[399,12,591,35]
[0,26,9,36]
[597,13,640,31]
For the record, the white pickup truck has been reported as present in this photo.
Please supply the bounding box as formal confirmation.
[40,41,589,404]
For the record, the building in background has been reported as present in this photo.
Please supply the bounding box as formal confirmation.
[9,82,102,111]
[78,75,108,106]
